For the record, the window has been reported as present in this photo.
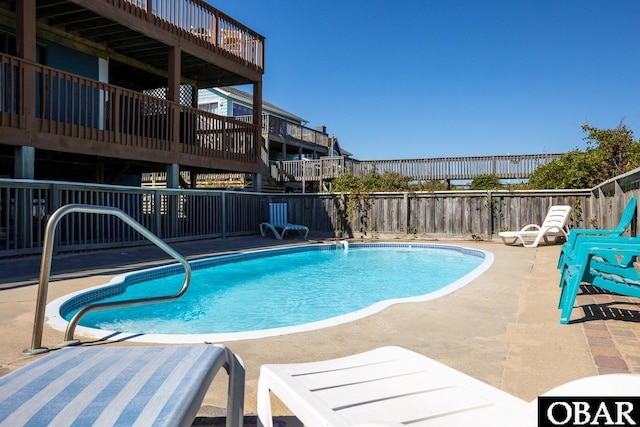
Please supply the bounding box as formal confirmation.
[232,103,252,116]
[201,102,218,114]
[0,32,16,55]
[0,31,47,116]
[0,31,47,63]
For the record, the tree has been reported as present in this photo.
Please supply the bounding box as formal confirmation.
[331,170,410,192]
[581,123,640,180]
[376,171,411,191]
[332,172,362,192]
[528,149,601,189]
[470,174,502,190]
[409,180,451,191]
[528,123,640,189]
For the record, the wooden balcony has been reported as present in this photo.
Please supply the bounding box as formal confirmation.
[0,0,265,88]
[235,114,333,156]
[0,52,261,173]
[17,0,264,87]
[0,0,265,180]
[261,114,331,149]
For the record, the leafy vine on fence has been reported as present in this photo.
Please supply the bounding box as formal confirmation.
[486,196,508,234]
[570,199,584,229]
[334,192,375,239]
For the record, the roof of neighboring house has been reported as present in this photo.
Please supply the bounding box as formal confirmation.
[339,146,352,157]
[214,86,308,124]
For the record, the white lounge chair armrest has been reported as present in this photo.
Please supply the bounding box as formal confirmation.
[519,224,541,232]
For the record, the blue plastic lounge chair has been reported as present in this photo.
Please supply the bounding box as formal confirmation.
[259,203,309,240]
[558,238,640,323]
[498,205,572,248]
[0,345,244,427]
[557,232,640,296]
[557,196,636,271]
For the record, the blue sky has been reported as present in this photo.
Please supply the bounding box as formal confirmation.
[216,0,640,160]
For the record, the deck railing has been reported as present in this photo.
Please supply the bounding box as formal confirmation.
[234,114,331,149]
[0,53,260,168]
[272,158,346,183]
[271,154,564,183]
[112,0,264,71]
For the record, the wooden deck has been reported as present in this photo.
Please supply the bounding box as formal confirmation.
[0,0,265,181]
[0,53,261,172]
[272,153,564,184]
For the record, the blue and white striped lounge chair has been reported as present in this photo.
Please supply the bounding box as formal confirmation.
[259,203,309,240]
[0,345,244,427]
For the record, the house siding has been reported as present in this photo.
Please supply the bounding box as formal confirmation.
[0,25,99,80]
[199,90,231,116]
[47,43,99,80]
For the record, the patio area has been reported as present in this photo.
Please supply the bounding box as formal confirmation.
[1,235,639,425]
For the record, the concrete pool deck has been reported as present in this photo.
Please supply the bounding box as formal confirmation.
[1,235,640,426]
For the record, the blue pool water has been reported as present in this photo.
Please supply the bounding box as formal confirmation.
[50,243,492,341]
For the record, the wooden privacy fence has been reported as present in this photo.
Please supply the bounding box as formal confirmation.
[2,169,640,257]
[264,191,593,240]
[266,167,640,240]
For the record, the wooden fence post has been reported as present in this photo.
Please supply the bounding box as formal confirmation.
[403,192,409,234]
[487,191,494,239]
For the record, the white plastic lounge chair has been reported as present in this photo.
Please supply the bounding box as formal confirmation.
[259,202,309,240]
[0,345,244,427]
[498,205,572,248]
[257,346,640,426]
[257,346,533,427]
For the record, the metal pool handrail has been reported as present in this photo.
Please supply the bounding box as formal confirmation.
[24,204,192,355]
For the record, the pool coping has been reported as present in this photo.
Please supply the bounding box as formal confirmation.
[45,242,494,343]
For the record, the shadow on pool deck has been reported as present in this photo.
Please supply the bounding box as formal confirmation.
[1,234,640,426]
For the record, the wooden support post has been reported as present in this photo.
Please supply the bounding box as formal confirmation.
[168,46,181,153]
[13,0,35,251]
[16,0,36,147]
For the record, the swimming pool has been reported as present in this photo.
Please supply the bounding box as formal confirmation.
[47,243,493,343]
